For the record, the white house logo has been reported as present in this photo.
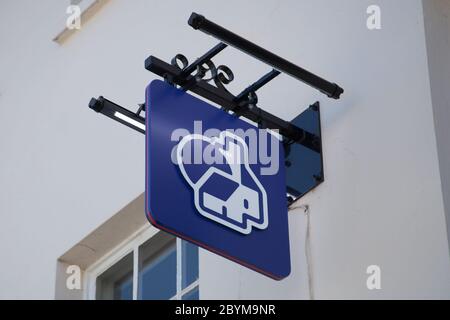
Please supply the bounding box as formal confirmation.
[176,131,269,234]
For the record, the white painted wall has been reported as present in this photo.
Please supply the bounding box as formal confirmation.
[200,0,450,299]
[423,0,450,252]
[0,0,449,299]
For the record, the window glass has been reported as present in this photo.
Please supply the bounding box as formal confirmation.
[182,286,199,300]
[96,252,133,300]
[139,232,176,300]
[113,274,133,300]
[181,240,199,289]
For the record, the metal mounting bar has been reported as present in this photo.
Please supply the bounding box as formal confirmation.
[146,56,236,108]
[188,12,343,99]
[89,96,145,134]
[145,56,320,153]
[181,42,227,77]
[235,69,281,103]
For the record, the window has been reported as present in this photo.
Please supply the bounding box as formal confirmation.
[92,230,199,300]
[96,252,133,300]
[138,232,177,300]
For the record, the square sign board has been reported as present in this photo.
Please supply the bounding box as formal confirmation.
[145,80,290,279]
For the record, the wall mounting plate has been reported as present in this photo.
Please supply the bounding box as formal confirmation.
[285,102,324,201]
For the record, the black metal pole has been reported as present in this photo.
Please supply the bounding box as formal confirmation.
[181,42,227,76]
[188,12,343,99]
[145,56,320,153]
[235,69,281,103]
[89,96,145,134]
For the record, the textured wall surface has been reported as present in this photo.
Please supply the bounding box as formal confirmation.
[0,0,448,299]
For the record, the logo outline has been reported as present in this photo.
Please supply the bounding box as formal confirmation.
[176,131,269,234]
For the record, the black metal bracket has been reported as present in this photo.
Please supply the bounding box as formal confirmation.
[145,54,321,153]
[187,12,343,99]
[285,102,324,204]
[89,12,344,203]
[89,96,145,134]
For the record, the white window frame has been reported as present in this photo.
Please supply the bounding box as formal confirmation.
[84,225,199,300]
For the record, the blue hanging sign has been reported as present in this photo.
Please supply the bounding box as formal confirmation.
[145,80,291,280]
